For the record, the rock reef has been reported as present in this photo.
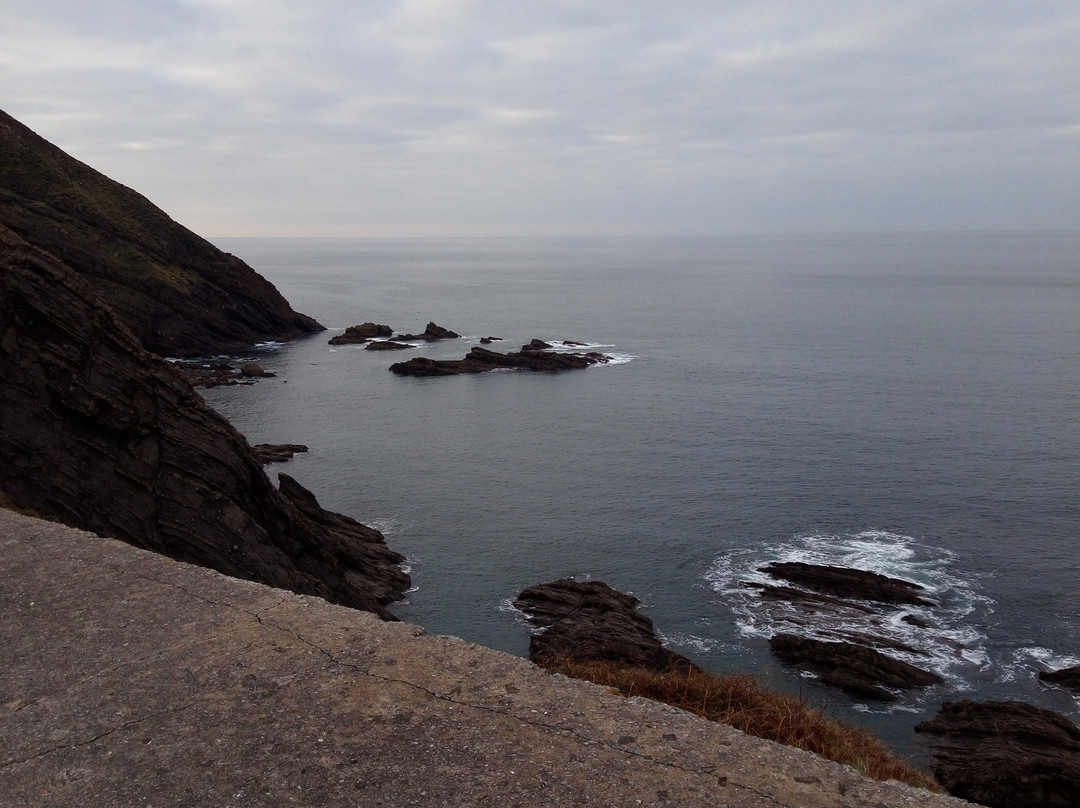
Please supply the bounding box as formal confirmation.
[391,343,611,377]
[769,634,942,702]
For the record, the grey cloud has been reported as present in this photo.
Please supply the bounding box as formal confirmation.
[2,1,1076,235]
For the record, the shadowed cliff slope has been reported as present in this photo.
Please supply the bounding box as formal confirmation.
[0,223,408,617]
[0,109,322,357]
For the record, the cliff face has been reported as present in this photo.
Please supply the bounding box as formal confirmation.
[0,223,408,617]
[0,109,323,357]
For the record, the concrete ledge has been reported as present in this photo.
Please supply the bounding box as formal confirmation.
[0,508,970,807]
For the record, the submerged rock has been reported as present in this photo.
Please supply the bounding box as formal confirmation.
[514,579,698,673]
[365,340,411,351]
[768,633,943,701]
[916,700,1080,808]
[390,345,611,377]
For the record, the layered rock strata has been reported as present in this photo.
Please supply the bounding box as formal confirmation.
[391,344,611,377]
[0,109,323,357]
[744,562,946,700]
[1040,664,1080,692]
[0,224,408,618]
[769,634,943,702]
[916,700,1080,808]
[514,579,698,673]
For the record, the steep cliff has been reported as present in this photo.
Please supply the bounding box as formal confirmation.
[0,109,323,357]
[0,223,408,617]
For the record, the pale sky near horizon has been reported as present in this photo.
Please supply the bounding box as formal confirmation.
[2,1,1078,237]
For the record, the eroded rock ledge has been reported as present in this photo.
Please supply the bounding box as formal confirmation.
[916,700,1080,808]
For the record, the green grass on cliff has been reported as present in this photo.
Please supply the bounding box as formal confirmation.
[541,658,942,792]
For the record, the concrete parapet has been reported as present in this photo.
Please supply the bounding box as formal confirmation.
[1,508,970,807]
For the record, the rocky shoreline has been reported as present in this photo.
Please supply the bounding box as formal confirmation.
[3,108,1078,808]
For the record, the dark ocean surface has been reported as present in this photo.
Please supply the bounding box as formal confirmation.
[207,233,1079,760]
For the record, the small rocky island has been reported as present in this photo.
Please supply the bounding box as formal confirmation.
[329,321,461,346]
[391,340,612,376]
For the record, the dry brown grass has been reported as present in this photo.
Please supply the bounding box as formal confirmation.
[542,657,941,792]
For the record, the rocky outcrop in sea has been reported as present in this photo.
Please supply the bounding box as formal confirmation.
[391,343,611,376]
[514,579,698,673]
[737,561,948,701]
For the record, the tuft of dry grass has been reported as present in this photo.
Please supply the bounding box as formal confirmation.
[542,657,941,792]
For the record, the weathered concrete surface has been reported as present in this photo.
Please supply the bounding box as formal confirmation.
[0,508,970,808]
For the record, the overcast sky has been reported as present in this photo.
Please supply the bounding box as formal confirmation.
[3,1,1078,237]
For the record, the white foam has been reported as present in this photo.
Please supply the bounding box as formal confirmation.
[998,647,1080,684]
[706,530,994,705]
[659,632,723,655]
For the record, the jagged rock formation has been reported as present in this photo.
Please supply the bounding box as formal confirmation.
[0,109,323,357]
[514,579,698,673]
[391,345,611,377]
[328,322,394,345]
[760,562,935,607]
[252,444,309,464]
[769,634,942,701]
[0,223,408,618]
[916,700,1080,807]
[1040,664,1080,692]
[392,322,461,342]
[742,561,946,699]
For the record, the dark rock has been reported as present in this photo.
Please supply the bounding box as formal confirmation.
[0,222,408,619]
[1040,664,1080,692]
[741,581,876,615]
[364,340,412,351]
[328,322,393,345]
[916,700,1080,808]
[174,362,250,388]
[252,444,309,465]
[390,346,611,377]
[759,561,935,607]
[391,322,461,342]
[902,614,934,628]
[514,579,698,673]
[240,361,271,378]
[480,336,502,344]
[768,633,943,701]
[524,338,553,350]
[0,109,324,358]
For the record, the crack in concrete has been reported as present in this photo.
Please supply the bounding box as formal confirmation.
[250,609,770,796]
[2,702,196,770]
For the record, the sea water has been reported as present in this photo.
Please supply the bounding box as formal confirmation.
[205,233,1080,759]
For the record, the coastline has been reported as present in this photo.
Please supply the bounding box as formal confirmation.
[0,507,971,808]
